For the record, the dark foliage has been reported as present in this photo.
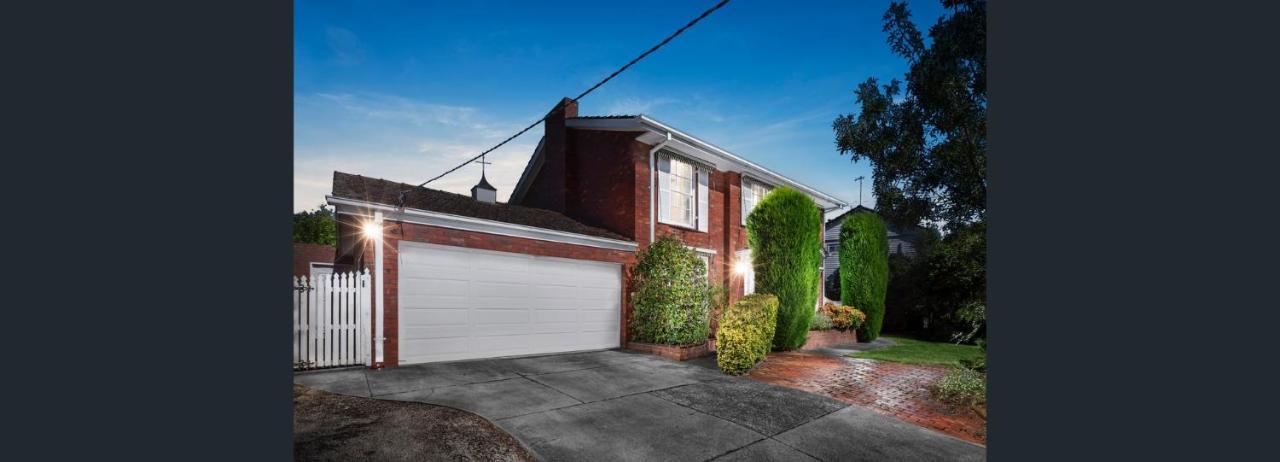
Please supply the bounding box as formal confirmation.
[824,271,842,300]
[293,204,337,245]
[832,0,986,232]
[884,223,985,342]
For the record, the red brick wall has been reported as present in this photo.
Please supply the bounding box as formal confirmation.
[517,98,578,213]
[370,220,636,367]
[564,128,644,240]
[292,243,335,276]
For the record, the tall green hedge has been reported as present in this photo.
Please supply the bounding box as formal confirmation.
[629,235,710,345]
[746,187,823,350]
[716,294,779,375]
[839,213,889,341]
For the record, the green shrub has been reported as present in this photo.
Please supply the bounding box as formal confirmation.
[746,187,823,350]
[809,311,833,331]
[839,213,889,341]
[931,367,986,408]
[716,294,779,375]
[821,302,866,331]
[629,235,710,345]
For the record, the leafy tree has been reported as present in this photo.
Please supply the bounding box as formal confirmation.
[746,187,823,350]
[839,213,889,341]
[833,0,986,343]
[833,0,986,231]
[293,204,337,245]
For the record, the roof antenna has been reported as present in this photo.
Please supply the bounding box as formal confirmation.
[854,176,865,207]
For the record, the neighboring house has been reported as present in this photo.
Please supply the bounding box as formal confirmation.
[328,98,846,367]
[822,205,924,282]
[293,242,335,282]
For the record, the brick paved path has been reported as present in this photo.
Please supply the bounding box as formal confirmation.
[747,351,987,445]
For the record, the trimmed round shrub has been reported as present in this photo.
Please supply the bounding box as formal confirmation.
[716,294,779,375]
[746,187,823,350]
[629,235,710,345]
[839,213,889,341]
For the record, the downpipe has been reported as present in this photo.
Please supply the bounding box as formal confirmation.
[649,132,672,245]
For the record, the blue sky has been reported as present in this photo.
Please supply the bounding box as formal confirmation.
[294,0,948,214]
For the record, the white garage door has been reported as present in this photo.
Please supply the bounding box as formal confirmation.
[397,241,622,364]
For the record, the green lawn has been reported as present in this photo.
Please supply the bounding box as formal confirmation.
[850,336,984,367]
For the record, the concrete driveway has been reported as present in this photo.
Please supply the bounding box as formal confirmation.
[295,349,985,461]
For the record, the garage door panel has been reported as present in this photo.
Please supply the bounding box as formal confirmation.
[533,309,578,323]
[401,337,469,356]
[472,308,530,324]
[471,281,530,298]
[579,321,618,333]
[578,309,618,323]
[525,294,581,308]
[402,325,469,341]
[400,292,470,309]
[574,287,617,302]
[400,308,469,326]
[398,242,622,365]
[399,278,469,297]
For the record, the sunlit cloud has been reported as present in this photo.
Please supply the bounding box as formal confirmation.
[294,92,540,211]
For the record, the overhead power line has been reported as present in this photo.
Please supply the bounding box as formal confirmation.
[407,0,731,191]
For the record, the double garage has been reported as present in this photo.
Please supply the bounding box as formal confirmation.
[329,173,639,368]
[396,242,624,364]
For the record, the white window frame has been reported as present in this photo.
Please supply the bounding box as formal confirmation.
[740,176,772,226]
[688,246,716,282]
[657,152,709,232]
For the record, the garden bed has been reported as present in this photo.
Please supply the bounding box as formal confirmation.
[625,341,712,361]
[802,329,858,349]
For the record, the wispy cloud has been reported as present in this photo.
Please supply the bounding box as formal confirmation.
[325,26,365,65]
[294,92,539,211]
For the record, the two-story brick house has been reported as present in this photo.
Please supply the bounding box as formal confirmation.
[328,98,846,367]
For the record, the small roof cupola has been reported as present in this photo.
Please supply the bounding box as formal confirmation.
[471,172,497,203]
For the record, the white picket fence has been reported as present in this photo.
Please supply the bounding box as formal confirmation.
[293,269,371,370]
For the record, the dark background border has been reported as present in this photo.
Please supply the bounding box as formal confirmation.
[8,0,293,459]
[6,0,1278,459]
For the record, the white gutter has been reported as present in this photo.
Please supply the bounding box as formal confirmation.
[637,115,847,208]
[648,131,672,245]
[327,196,638,251]
[567,116,848,209]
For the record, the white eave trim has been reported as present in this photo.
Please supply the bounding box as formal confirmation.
[566,115,850,210]
[326,196,638,252]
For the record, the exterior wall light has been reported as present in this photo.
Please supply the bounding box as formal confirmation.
[362,221,382,241]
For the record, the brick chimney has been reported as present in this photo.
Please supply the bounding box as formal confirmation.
[516,98,577,213]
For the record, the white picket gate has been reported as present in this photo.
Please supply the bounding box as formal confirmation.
[293,269,371,370]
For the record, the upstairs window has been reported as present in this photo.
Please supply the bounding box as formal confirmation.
[657,152,710,232]
[741,176,772,225]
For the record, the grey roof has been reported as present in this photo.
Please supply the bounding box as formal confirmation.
[331,172,628,241]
